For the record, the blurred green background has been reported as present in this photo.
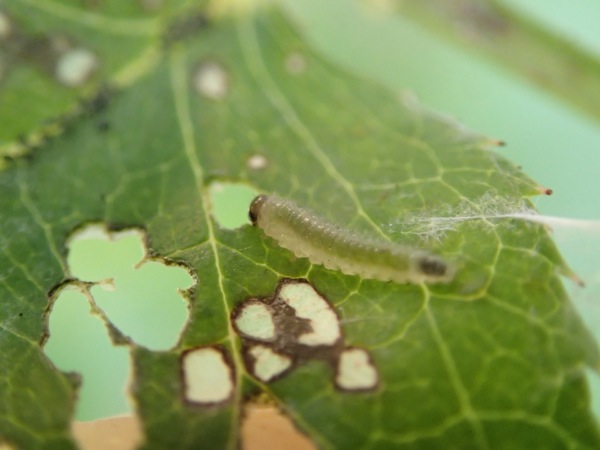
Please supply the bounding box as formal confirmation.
[44,0,600,421]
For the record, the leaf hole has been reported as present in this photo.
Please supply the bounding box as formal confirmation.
[242,403,316,450]
[209,182,258,229]
[44,224,194,421]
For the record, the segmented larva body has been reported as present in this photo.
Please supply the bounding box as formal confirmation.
[249,195,454,284]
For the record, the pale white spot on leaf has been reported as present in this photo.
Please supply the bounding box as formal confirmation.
[194,60,229,100]
[249,345,292,382]
[335,348,378,391]
[182,347,233,404]
[278,281,340,346]
[55,48,98,87]
[246,154,268,170]
[234,301,275,341]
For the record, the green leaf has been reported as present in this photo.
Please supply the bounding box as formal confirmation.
[1,1,599,449]
[0,0,172,161]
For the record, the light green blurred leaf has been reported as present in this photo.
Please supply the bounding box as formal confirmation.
[387,0,600,122]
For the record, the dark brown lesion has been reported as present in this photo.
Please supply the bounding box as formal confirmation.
[418,256,448,278]
[231,278,378,392]
[248,194,269,225]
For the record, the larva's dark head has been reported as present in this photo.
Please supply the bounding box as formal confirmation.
[249,195,269,225]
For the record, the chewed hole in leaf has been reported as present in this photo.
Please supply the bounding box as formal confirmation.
[66,225,194,350]
[71,416,143,450]
[209,182,257,229]
[242,404,316,450]
[44,287,131,421]
[44,225,194,421]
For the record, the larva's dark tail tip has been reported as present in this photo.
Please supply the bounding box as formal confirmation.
[249,194,269,225]
[418,257,448,278]
[535,186,553,196]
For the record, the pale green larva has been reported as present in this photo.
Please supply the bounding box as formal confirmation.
[249,195,454,284]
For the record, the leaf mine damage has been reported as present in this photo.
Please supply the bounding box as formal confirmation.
[232,279,379,391]
[180,346,235,405]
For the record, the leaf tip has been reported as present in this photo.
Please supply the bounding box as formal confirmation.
[559,266,585,287]
[572,273,586,288]
[535,186,553,196]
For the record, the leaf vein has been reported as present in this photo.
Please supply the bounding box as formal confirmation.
[237,15,389,240]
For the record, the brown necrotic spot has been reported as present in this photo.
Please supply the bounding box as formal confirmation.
[232,279,378,392]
